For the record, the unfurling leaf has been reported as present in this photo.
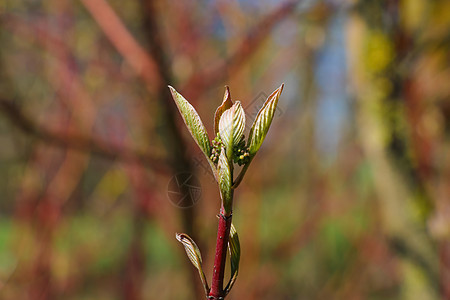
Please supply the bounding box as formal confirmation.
[175,233,203,269]
[175,233,209,296]
[225,223,241,295]
[248,84,283,156]
[169,86,211,160]
[219,101,245,162]
[218,146,233,214]
[214,86,233,135]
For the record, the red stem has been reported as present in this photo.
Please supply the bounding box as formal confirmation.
[209,206,232,299]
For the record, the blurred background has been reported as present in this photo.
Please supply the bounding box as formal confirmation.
[0,0,449,299]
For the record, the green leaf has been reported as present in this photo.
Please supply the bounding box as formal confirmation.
[214,86,233,135]
[225,223,241,295]
[218,146,233,214]
[169,86,211,160]
[175,233,209,296]
[219,101,245,162]
[248,84,283,156]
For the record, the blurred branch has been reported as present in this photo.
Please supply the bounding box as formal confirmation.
[80,0,192,169]
[182,0,311,98]
[388,236,440,290]
[80,0,202,297]
[138,0,204,297]
[0,98,169,173]
[80,0,313,100]
[2,15,128,85]
[80,0,162,91]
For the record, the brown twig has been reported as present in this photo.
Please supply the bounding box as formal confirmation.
[0,98,169,173]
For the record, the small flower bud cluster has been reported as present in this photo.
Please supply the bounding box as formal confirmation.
[233,136,250,166]
[210,135,224,164]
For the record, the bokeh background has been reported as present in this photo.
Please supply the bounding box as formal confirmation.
[0,0,449,299]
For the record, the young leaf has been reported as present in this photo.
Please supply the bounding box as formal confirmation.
[169,86,211,160]
[247,84,283,156]
[225,223,241,295]
[219,101,245,162]
[175,233,209,296]
[214,86,233,135]
[218,146,233,214]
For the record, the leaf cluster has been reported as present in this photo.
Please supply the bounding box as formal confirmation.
[171,84,283,297]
